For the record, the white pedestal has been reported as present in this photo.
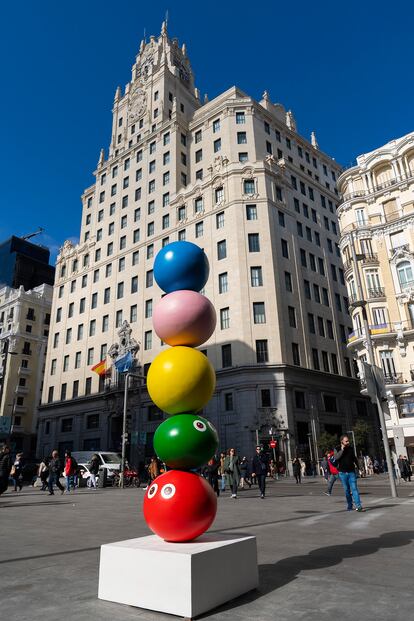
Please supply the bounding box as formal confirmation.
[98,533,258,619]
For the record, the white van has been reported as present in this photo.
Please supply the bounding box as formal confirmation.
[72,451,122,483]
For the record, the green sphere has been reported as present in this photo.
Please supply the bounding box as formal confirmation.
[154,414,219,469]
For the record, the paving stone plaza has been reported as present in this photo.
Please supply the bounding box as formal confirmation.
[1,476,413,621]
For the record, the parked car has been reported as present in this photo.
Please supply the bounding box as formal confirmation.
[71,451,122,485]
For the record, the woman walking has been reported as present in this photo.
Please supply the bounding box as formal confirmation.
[11,453,24,491]
[224,448,241,498]
[239,457,251,489]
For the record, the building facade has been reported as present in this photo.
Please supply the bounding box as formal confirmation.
[337,131,414,461]
[37,23,376,464]
[0,236,55,291]
[0,284,53,453]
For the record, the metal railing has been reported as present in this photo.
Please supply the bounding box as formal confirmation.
[367,287,385,299]
[384,373,404,385]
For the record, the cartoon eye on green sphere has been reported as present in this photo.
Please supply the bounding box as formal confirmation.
[154,414,219,469]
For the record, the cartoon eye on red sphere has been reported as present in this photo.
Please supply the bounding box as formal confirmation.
[143,470,217,542]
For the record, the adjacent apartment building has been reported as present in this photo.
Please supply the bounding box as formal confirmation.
[0,284,53,453]
[337,130,414,461]
[37,23,376,464]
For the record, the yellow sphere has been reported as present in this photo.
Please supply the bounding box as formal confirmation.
[147,346,216,415]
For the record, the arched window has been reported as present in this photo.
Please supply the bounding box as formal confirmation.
[397,261,413,288]
[347,276,356,297]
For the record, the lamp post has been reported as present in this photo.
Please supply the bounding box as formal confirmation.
[349,231,397,498]
[120,370,145,488]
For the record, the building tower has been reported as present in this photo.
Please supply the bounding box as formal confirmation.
[337,130,414,462]
[38,23,375,464]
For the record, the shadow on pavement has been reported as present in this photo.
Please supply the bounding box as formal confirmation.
[0,501,73,509]
[0,545,100,565]
[199,530,414,618]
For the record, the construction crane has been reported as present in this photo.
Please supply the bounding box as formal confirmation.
[21,227,45,241]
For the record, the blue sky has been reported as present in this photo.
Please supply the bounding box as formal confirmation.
[0,1,412,262]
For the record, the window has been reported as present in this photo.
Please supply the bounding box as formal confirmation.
[178,230,186,241]
[397,261,413,288]
[61,418,73,432]
[312,349,320,370]
[104,288,110,304]
[256,339,268,363]
[224,393,234,411]
[148,180,155,194]
[53,333,59,348]
[278,211,285,227]
[318,316,325,337]
[178,206,186,221]
[91,292,98,309]
[292,343,300,366]
[281,239,289,259]
[107,242,113,256]
[163,171,170,185]
[102,315,109,332]
[195,149,202,163]
[309,254,316,271]
[145,299,153,319]
[380,350,396,379]
[149,141,156,154]
[194,197,203,213]
[105,263,112,277]
[195,129,202,143]
[297,222,303,237]
[196,169,203,181]
[322,288,330,306]
[89,319,96,337]
[130,304,137,323]
[217,240,227,260]
[74,352,81,369]
[250,266,263,287]
[239,152,248,162]
[246,204,257,220]
[214,138,221,153]
[213,118,220,133]
[221,343,232,367]
[308,313,315,334]
[85,377,92,395]
[288,306,296,328]
[79,298,85,313]
[87,347,94,366]
[147,222,154,236]
[216,212,224,228]
[244,179,255,194]
[115,310,123,328]
[123,176,129,189]
[327,320,334,339]
[117,282,124,299]
[285,271,293,292]
[93,269,99,283]
[132,251,139,265]
[248,233,260,252]
[236,111,245,124]
[220,307,230,329]
[331,354,339,374]
[253,302,266,324]
[72,381,79,399]
[162,214,170,229]
[131,275,138,294]
[144,330,152,350]
[215,187,224,203]
[219,272,228,293]
[318,257,325,276]
[146,270,153,287]
[195,221,204,238]
[77,323,84,340]
[163,132,170,145]
[237,132,247,144]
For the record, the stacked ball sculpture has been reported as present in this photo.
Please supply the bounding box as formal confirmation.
[143,241,219,542]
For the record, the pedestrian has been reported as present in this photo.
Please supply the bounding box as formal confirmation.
[300,459,306,478]
[292,457,302,484]
[269,459,276,480]
[145,456,160,490]
[334,435,365,512]
[218,451,226,492]
[89,453,100,489]
[203,457,220,497]
[38,457,49,491]
[64,450,77,492]
[224,448,241,498]
[239,457,251,489]
[402,456,412,482]
[11,453,24,491]
[48,450,65,495]
[251,445,269,499]
[397,455,406,481]
[321,454,329,480]
[0,444,12,496]
[324,450,339,496]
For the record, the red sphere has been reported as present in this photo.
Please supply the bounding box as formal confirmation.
[143,470,217,542]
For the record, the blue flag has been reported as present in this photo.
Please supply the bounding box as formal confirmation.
[114,350,133,373]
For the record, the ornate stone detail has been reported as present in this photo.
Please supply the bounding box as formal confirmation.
[389,244,414,265]
[397,288,414,304]
[395,322,407,357]
[128,83,147,123]
[108,321,140,360]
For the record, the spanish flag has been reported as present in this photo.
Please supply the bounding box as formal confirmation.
[91,359,107,376]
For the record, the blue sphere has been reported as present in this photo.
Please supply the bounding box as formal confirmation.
[154,241,209,293]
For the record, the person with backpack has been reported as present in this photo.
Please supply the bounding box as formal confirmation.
[64,450,77,493]
[324,450,339,496]
[334,435,365,512]
[88,454,100,489]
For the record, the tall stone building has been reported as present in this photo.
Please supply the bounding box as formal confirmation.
[37,23,375,464]
[337,131,414,461]
[0,283,53,453]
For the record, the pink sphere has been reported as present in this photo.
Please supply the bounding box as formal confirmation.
[153,290,216,347]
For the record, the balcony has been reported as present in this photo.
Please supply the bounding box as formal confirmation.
[361,253,378,266]
[400,280,414,291]
[15,385,29,395]
[18,366,31,375]
[367,287,385,299]
[348,293,365,307]
[384,373,404,385]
